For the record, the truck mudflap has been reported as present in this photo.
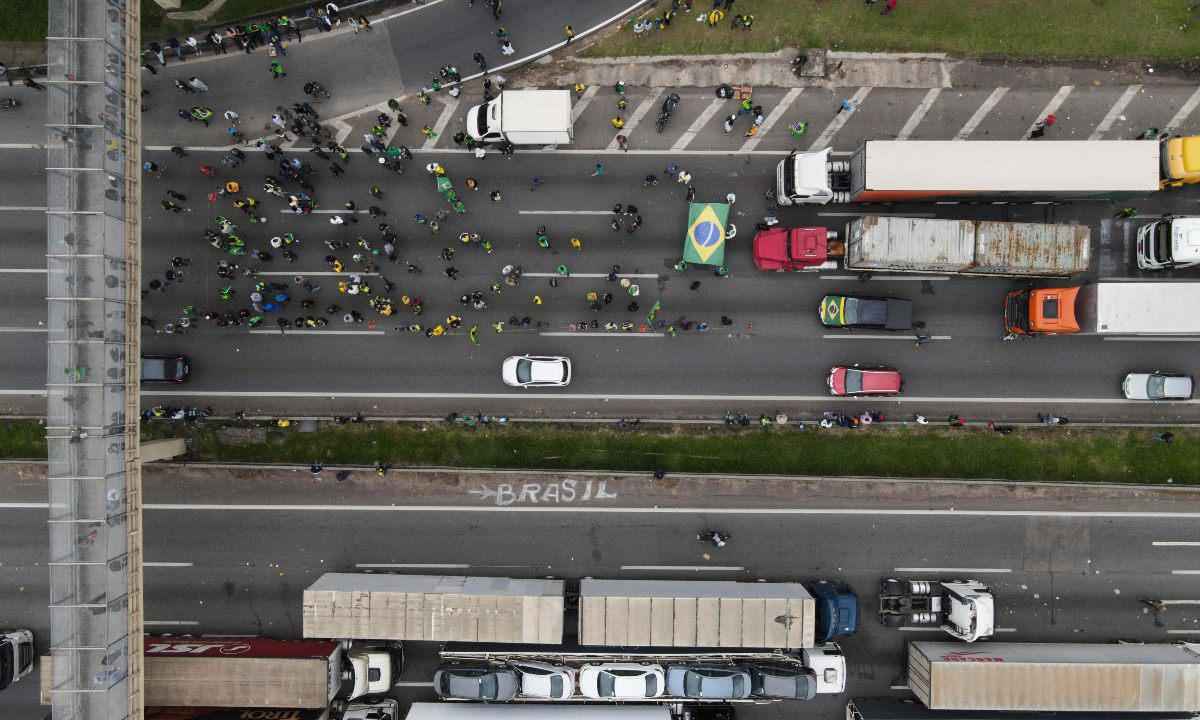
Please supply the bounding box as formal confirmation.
[1002,289,1031,338]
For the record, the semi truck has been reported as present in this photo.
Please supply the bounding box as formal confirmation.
[409,704,671,720]
[1003,281,1200,337]
[465,90,573,145]
[1137,216,1200,270]
[906,641,1200,712]
[752,217,1090,277]
[143,700,399,720]
[0,628,34,694]
[846,697,1200,720]
[774,140,1169,206]
[878,580,994,643]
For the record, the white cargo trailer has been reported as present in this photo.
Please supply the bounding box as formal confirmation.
[407,703,669,720]
[908,641,1200,712]
[578,578,815,649]
[303,573,564,644]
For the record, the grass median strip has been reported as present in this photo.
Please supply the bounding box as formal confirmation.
[127,421,1198,485]
[587,0,1200,62]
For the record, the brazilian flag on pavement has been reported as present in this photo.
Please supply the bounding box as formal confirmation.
[683,202,729,267]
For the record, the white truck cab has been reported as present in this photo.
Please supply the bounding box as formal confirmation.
[879,579,994,643]
[802,643,847,694]
[0,629,34,692]
[347,646,396,700]
[343,697,400,720]
[775,149,841,206]
[1137,216,1200,270]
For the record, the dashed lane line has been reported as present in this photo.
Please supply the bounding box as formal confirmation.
[819,275,949,281]
[608,88,664,151]
[1089,84,1142,141]
[673,98,727,152]
[896,88,941,141]
[523,272,658,279]
[955,87,1007,140]
[741,88,802,152]
[0,206,47,212]
[1167,86,1200,133]
[810,87,871,151]
[248,329,386,336]
[0,268,48,273]
[146,144,795,156]
[518,210,612,215]
[540,332,666,338]
[823,334,951,341]
[1024,85,1073,140]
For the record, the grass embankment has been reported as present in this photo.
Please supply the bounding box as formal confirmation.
[587,0,1200,62]
[130,421,1198,485]
[0,1,307,44]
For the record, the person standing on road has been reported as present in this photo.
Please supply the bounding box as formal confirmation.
[564,24,575,43]
[269,60,286,79]
[473,52,488,73]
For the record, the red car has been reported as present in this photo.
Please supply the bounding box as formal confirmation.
[828,365,902,396]
[752,226,836,271]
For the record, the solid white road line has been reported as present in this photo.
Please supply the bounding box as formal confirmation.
[541,332,665,338]
[889,685,909,690]
[810,87,871,151]
[742,88,803,152]
[0,328,48,333]
[955,87,1008,140]
[894,567,1012,574]
[0,268,48,273]
[621,565,745,572]
[896,88,941,141]
[820,275,949,281]
[137,390,1199,405]
[356,563,469,569]
[523,272,658,279]
[424,98,459,150]
[1167,86,1200,133]
[572,85,600,123]
[518,210,612,215]
[823,334,951,341]
[144,620,199,626]
[1159,600,1200,606]
[0,206,48,212]
[608,89,664,151]
[1089,85,1142,141]
[1153,541,1200,546]
[1024,85,1073,140]
[248,329,386,336]
[256,271,378,277]
[674,98,727,152]
[394,682,436,688]
[332,118,354,146]
[1104,337,1200,342]
[144,562,194,568]
[1167,629,1200,634]
[1172,570,1200,575]
[0,144,41,150]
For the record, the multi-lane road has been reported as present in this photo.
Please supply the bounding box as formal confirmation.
[3,465,1200,718]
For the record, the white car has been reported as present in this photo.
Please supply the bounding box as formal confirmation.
[512,660,577,700]
[579,663,665,700]
[1122,371,1194,400]
[502,355,572,387]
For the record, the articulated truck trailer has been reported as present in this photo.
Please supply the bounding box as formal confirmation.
[907,641,1200,712]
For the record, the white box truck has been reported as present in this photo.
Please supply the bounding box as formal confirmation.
[1137,216,1200,270]
[465,90,573,145]
[907,641,1200,712]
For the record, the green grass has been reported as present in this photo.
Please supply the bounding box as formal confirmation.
[0,421,46,459]
[587,0,1200,62]
[0,1,304,43]
[138,422,1200,485]
[0,4,49,42]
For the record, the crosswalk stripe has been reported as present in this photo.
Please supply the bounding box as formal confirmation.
[955,87,1007,140]
[810,87,871,151]
[673,97,727,151]
[607,88,663,151]
[1166,86,1200,133]
[741,88,803,151]
[897,88,941,141]
[423,98,459,150]
[1089,84,1141,140]
[1024,85,1073,140]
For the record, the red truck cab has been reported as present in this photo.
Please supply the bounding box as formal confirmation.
[753,226,840,271]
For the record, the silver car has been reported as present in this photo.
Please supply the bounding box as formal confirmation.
[434,665,518,701]
[748,664,817,700]
[502,355,572,388]
[665,665,751,699]
[512,660,577,700]
[1122,371,1194,400]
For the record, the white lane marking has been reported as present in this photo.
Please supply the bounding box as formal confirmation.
[151,145,795,156]
[423,98,459,150]
[541,332,665,338]
[1024,85,1073,140]
[1104,337,1200,343]
[1172,570,1200,575]
[810,87,871,151]
[518,210,612,215]
[608,89,664,151]
[523,272,658,279]
[674,98,728,151]
[1159,600,1200,605]
[622,565,745,572]
[280,208,370,214]
[394,681,436,688]
[994,628,1018,633]
[893,567,1012,574]
[896,88,941,141]
[256,271,379,277]
[248,329,386,336]
[819,212,935,218]
[144,620,199,626]
[955,87,1008,140]
[1167,629,1200,634]
[1089,85,1142,141]
[897,627,945,632]
[0,328,48,333]
[145,562,193,567]
[332,118,353,146]
[0,268,48,273]
[356,563,469,569]
[0,144,41,150]
[889,685,909,690]
[1167,86,1200,133]
[820,275,949,281]
[0,206,48,212]
[1153,541,1200,546]
[376,0,450,23]
[741,88,803,151]
[138,390,1200,405]
[572,85,600,123]
[823,334,951,341]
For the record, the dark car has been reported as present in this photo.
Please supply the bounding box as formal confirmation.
[140,354,190,383]
[433,665,518,701]
[747,664,817,701]
[665,665,751,699]
[820,295,913,330]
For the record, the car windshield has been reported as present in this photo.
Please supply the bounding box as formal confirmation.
[515,359,532,384]
[842,297,860,324]
[479,674,498,699]
[1148,375,1166,399]
[549,675,563,697]
[844,369,863,394]
[597,672,616,697]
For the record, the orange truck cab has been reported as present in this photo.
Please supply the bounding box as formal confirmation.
[1003,286,1081,337]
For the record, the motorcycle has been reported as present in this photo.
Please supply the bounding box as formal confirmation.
[0,98,20,111]
[655,92,681,133]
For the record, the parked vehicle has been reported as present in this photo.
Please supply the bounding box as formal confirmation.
[466,90,573,145]
[811,580,859,642]
[820,295,913,331]
[141,353,190,383]
[1122,371,1194,400]
[878,579,994,642]
[844,697,1200,720]
[502,355,572,388]
[434,665,519,701]
[828,366,902,396]
[1004,282,1200,337]
[1137,216,1200,270]
[579,663,666,700]
[748,664,817,701]
[511,661,576,700]
[406,704,669,720]
[0,629,33,693]
[665,665,751,699]
[753,226,841,272]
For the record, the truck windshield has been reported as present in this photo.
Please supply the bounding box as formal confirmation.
[0,642,12,691]
[1152,222,1172,263]
[474,108,489,137]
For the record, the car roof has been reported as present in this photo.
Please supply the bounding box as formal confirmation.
[855,368,902,392]
[527,358,564,383]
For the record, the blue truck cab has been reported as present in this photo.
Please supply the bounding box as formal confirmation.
[811,581,858,642]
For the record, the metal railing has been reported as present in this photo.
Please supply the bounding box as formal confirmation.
[44,0,143,718]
